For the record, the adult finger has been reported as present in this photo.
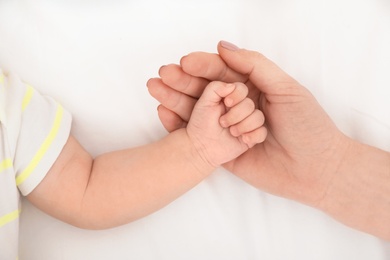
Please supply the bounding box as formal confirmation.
[217,41,300,95]
[147,78,196,121]
[157,105,187,133]
[180,52,248,83]
[159,64,209,98]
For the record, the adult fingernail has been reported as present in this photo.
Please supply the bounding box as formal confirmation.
[220,40,239,51]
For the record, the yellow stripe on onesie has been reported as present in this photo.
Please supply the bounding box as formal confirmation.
[0,210,20,228]
[0,158,13,173]
[0,70,5,85]
[15,104,64,186]
[21,84,34,111]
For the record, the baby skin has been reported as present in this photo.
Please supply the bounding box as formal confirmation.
[28,79,265,229]
[182,81,267,167]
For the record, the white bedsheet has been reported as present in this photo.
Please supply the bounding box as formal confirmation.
[0,0,389,259]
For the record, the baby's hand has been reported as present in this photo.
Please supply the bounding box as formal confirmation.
[187,81,266,167]
[220,82,267,149]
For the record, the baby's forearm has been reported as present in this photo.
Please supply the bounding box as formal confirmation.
[319,140,390,240]
[28,129,215,229]
[79,128,215,229]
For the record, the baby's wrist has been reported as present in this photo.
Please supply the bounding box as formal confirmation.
[179,129,217,177]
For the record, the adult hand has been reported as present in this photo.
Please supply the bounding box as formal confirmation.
[148,41,348,207]
[147,41,390,240]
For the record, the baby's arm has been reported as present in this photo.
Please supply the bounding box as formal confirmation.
[27,81,265,230]
[27,129,215,229]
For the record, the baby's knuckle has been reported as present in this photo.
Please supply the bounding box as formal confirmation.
[236,82,249,95]
[244,98,255,110]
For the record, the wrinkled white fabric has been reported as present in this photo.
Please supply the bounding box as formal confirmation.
[0,0,388,259]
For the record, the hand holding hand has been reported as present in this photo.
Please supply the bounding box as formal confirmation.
[148,41,390,240]
[184,81,266,168]
[148,41,349,207]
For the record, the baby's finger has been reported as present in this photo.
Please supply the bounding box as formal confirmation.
[199,81,236,106]
[220,98,255,128]
[242,127,268,148]
[229,109,265,137]
[223,82,249,107]
[159,64,209,98]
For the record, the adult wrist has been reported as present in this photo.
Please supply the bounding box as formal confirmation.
[317,136,390,239]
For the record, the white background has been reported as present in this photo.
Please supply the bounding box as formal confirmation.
[0,0,389,259]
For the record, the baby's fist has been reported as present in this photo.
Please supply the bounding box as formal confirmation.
[219,82,267,148]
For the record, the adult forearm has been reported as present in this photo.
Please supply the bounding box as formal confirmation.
[80,128,214,229]
[320,139,390,240]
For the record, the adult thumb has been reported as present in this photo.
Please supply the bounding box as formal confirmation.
[217,41,299,94]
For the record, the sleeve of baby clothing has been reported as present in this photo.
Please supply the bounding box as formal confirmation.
[0,70,72,195]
